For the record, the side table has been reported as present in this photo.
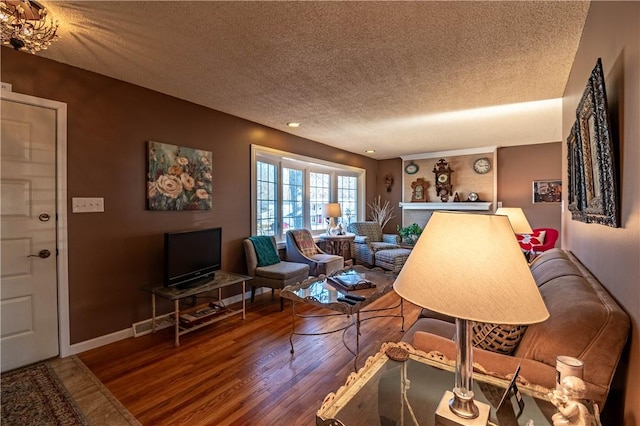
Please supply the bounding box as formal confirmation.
[317,342,575,426]
[141,271,252,347]
[318,232,355,264]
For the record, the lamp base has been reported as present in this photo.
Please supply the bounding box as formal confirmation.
[435,391,490,426]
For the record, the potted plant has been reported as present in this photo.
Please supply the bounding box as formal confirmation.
[397,223,423,245]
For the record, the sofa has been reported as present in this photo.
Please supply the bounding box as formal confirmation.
[402,248,630,408]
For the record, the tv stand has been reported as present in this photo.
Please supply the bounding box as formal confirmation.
[175,273,215,290]
[141,271,252,346]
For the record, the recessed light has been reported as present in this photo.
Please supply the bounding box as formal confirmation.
[366,150,376,153]
[287,122,301,128]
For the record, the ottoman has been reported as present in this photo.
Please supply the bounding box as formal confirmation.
[375,248,412,273]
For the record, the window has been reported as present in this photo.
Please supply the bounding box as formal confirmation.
[256,161,277,236]
[282,167,303,232]
[337,175,358,228]
[309,172,330,231]
[251,145,365,241]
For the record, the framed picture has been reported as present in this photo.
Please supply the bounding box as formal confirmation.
[533,180,562,204]
[566,121,585,221]
[147,141,213,211]
[575,58,619,227]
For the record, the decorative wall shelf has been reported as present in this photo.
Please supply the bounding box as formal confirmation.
[399,202,493,211]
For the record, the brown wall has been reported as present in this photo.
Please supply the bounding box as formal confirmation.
[1,48,379,343]
[374,158,402,234]
[561,2,640,422]
[498,143,562,245]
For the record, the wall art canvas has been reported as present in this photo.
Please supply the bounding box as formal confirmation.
[532,180,562,204]
[147,141,212,211]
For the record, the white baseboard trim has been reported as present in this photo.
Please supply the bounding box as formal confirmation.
[65,287,266,356]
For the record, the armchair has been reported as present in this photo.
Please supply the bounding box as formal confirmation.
[347,221,400,266]
[285,229,344,276]
[244,236,310,310]
[517,227,559,254]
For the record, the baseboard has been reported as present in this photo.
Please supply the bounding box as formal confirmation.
[66,287,265,355]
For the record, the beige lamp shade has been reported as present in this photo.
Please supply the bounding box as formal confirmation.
[394,212,548,324]
[322,203,342,218]
[495,207,533,234]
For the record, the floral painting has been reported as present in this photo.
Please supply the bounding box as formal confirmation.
[147,141,212,210]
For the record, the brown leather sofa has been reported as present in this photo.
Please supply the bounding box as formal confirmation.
[402,248,630,408]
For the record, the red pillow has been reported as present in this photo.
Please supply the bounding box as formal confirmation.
[517,230,547,251]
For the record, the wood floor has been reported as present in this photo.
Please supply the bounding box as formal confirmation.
[79,291,421,426]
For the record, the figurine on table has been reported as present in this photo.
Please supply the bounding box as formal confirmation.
[548,376,593,426]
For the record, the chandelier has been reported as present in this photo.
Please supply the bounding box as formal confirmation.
[0,0,58,54]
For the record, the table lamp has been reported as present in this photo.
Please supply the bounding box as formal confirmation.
[495,207,533,234]
[322,203,342,234]
[394,212,549,425]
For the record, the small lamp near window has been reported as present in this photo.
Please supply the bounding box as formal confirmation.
[322,203,342,235]
[394,212,549,425]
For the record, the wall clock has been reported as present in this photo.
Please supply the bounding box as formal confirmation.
[473,157,491,174]
[432,158,453,202]
[411,178,428,202]
[404,161,419,175]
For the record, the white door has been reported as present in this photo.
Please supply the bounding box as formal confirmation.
[1,98,59,372]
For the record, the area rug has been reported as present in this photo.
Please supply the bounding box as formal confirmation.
[1,361,88,426]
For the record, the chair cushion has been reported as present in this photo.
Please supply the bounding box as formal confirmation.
[255,261,309,280]
[349,222,383,242]
[370,242,400,251]
[249,236,280,266]
[289,229,318,257]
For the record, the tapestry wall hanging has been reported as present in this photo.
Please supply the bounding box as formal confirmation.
[147,141,213,211]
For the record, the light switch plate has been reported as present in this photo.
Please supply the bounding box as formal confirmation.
[72,197,104,213]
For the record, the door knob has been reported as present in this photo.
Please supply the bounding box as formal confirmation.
[28,249,51,259]
[38,213,51,222]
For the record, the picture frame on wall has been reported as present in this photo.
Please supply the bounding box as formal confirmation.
[567,121,585,221]
[532,180,562,204]
[575,58,619,227]
[147,141,213,211]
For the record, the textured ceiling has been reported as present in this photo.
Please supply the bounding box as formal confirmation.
[38,1,590,159]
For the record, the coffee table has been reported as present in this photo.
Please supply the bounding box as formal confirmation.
[317,342,560,426]
[280,266,404,369]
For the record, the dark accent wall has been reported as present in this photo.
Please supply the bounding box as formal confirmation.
[1,48,379,343]
[497,143,562,245]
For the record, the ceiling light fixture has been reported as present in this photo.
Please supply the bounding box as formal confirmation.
[0,0,59,54]
[366,150,375,153]
[287,122,300,128]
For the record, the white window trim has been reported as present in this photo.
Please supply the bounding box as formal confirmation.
[250,145,366,241]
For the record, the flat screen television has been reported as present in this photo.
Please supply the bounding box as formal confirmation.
[164,227,222,288]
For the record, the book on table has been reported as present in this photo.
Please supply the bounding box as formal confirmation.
[328,270,375,291]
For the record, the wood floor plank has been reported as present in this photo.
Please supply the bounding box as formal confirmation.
[79,291,421,425]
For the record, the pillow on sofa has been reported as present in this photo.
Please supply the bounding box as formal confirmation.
[517,230,547,251]
[472,322,527,355]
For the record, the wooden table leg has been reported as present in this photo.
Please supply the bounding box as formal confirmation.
[242,280,246,319]
[151,294,157,333]
[174,300,180,347]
